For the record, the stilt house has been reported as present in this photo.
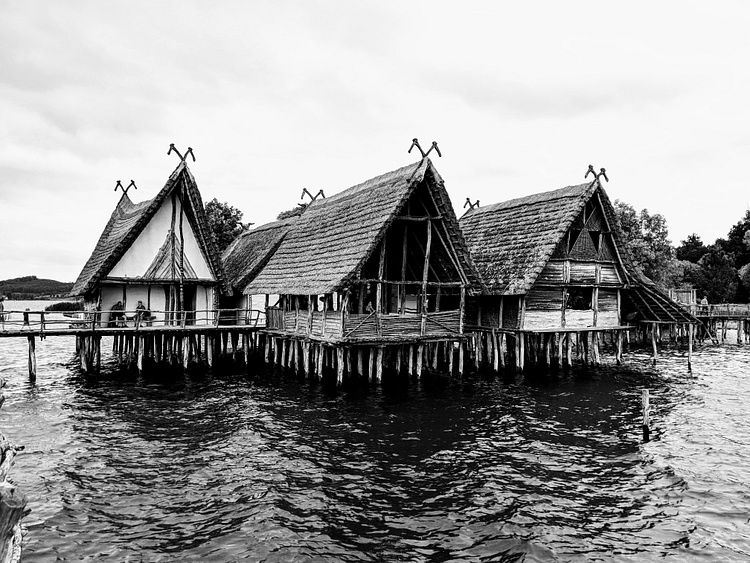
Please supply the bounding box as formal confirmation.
[242,158,481,344]
[459,177,695,363]
[221,216,298,324]
[70,161,226,326]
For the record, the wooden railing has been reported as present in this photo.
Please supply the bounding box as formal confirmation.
[265,306,461,339]
[688,303,750,318]
[0,308,265,333]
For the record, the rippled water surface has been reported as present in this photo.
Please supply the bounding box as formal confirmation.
[1,308,749,561]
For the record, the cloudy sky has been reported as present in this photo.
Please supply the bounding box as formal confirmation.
[2,1,749,282]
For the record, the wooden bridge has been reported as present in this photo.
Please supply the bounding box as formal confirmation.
[689,303,750,344]
[0,307,265,380]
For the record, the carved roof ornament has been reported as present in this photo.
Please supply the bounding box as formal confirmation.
[408,138,442,159]
[585,164,608,183]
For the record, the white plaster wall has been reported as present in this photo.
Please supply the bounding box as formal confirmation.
[109,197,213,280]
[194,286,213,325]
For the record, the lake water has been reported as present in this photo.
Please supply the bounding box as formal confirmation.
[0,301,749,561]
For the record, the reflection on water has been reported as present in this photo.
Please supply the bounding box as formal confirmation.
[0,329,749,561]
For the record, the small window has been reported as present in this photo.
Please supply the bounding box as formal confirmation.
[566,287,592,310]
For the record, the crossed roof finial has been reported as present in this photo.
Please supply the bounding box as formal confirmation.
[300,188,325,202]
[168,143,196,163]
[463,198,480,210]
[114,180,137,195]
[408,138,442,159]
[585,164,608,183]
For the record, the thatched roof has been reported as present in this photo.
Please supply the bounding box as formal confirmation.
[460,182,600,294]
[221,217,297,293]
[244,158,480,296]
[71,162,226,297]
[460,179,697,324]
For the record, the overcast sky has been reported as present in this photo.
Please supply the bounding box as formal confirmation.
[2,1,749,282]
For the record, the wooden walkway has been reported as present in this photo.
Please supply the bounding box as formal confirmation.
[0,307,264,380]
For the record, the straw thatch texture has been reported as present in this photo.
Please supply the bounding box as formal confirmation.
[222,218,296,293]
[460,183,597,295]
[244,158,479,296]
[70,162,226,297]
[460,179,697,324]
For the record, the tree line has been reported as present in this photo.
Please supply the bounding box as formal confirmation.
[614,201,750,304]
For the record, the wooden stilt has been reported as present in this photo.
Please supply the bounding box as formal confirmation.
[416,345,423,378]
[137,336,145,374]
[375,347,383,383]
[688,323,694,372]
[651,323,658,366]
[408,344,414,376]
[592,332,600,366]
[458,341,464,375]
[447,341,454,374]
[492,329,499,372]
[357,348,364,377]
[316,344,323,379]
[337,348,345,385]
[28,336,37,381]
[616,330,623,364]
[182,336,190,369]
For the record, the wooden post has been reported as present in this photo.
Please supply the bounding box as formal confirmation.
[408,344,414,376]
[616,330,623,364]
[182,336,190,369]
[369,347,376,381]
[642,389,650,442]
[688,323,694,372]
[27,336,37,382]
[375,347,384,383]
[337,348,345,385]
[421,220,432,336]
[137,335,145,374]
[651,323,658,366]
[447,341,454,374]
[458,341,464,375]
[416,345,423,378]
[357,348,364,377]
[492,329,499,372]
[316,344,323,379]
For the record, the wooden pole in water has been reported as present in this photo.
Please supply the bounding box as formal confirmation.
[651,323,658,366]
[642,389,650,442]
[376,347,384,383]
[337,347,345,385]
[27,336,36,382]
[688,323,693,372]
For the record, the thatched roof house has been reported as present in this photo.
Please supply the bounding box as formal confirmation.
[239,158,481,343]
[222,217,297,294]
[460,179,694,331]
[71,161,226,325]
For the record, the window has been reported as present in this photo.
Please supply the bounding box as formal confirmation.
[566,287,592,310]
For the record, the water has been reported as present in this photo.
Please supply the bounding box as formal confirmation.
[1,301,749,561]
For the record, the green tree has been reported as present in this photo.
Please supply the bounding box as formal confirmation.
[613,200,676,289]
[675,233,708,263]
[205,199,249,253]
[686,246,739,303]
[720,210,750,268]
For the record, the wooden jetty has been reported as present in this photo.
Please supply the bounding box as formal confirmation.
[0,307,262,379]
[691,303,750,344]
[459,173,698,369]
